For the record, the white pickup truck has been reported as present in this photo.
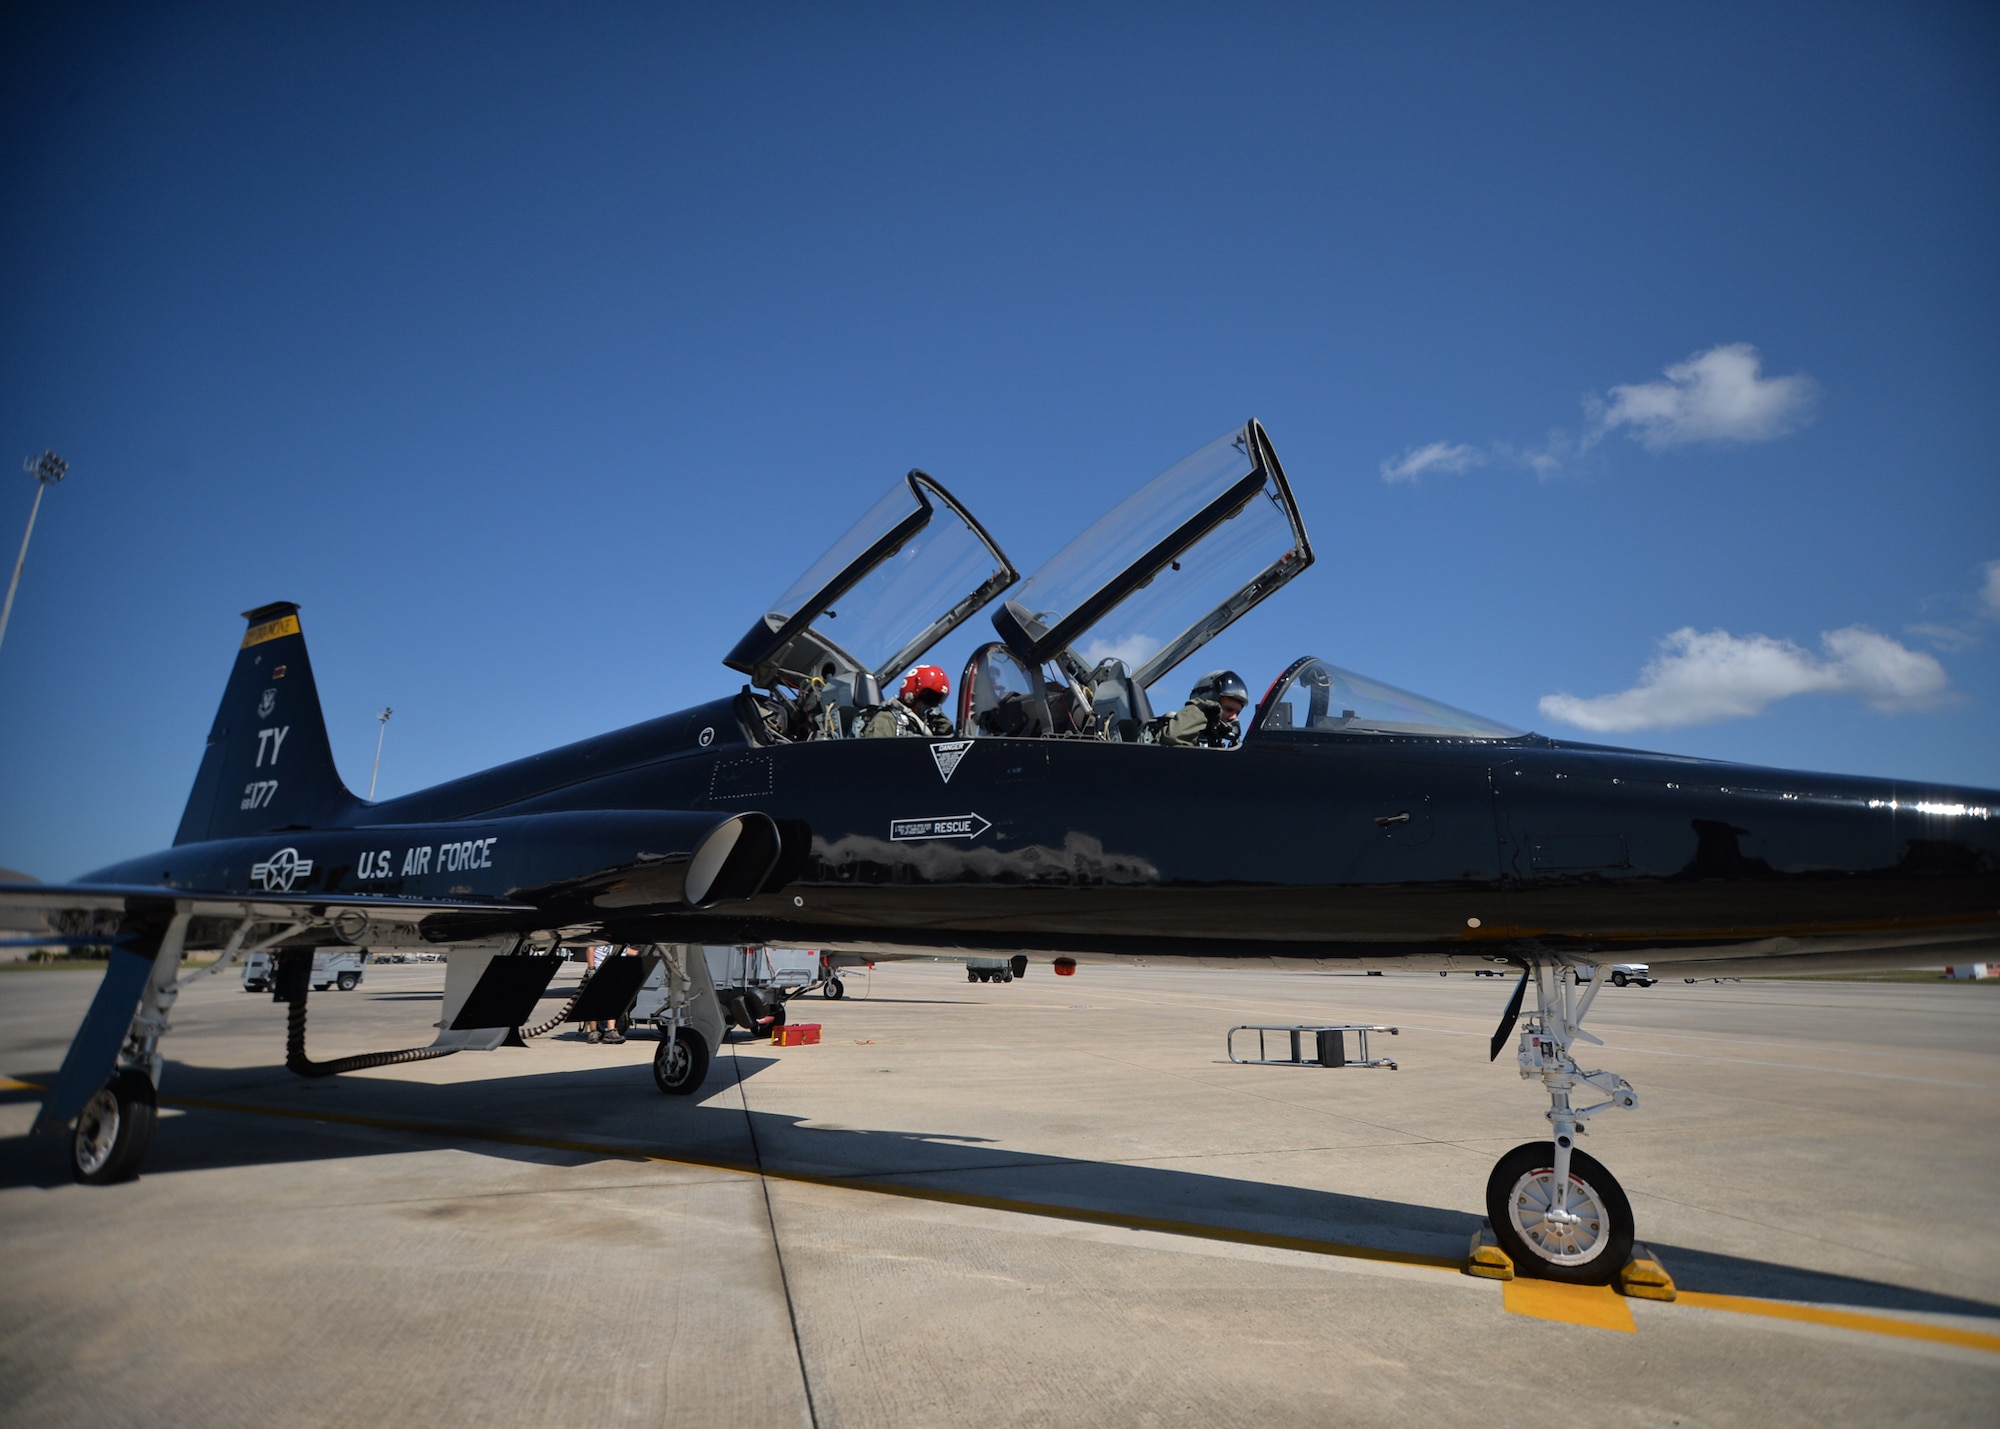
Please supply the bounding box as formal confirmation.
[241,949,366,993]
[1579,962,1653,988]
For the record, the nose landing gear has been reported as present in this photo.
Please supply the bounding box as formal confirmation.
[1485,962,1639,1284]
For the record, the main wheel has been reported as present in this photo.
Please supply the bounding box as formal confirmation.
[1485,1141,1634,1284]
[767,998,787,1029]
[653,1028,711,1096]
[73,1069,157,1185]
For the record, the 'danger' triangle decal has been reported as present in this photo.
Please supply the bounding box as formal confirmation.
[930,739,973,783]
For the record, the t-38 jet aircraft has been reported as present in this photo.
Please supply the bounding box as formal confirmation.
[7,420,1996,1285]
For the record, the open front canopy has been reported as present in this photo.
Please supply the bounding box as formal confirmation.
[992,421,1311,690]
[724,470,1018,689]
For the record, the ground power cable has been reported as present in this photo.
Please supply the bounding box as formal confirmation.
[731,1037,822,1428]
[519,956,595,1039]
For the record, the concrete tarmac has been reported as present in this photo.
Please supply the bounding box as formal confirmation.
[2,959,1997,1427]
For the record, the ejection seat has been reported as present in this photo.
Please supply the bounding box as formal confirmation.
[1085,658,1154,742]
[816,668,882,738]
[958,643,1052,738]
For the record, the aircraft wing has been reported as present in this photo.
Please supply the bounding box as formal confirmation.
[0,881,536,952]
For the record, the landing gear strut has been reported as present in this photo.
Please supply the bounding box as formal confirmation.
[1486,962,1638,1283]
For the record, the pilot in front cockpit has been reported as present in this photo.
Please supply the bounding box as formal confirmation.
[862,665,956,738]
[1155,669,1248,748]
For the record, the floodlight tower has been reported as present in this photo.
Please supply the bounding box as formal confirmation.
[0,450,69,654]
[369,707,393,800]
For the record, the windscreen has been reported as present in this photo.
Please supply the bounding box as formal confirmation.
[1255,658,1523,739]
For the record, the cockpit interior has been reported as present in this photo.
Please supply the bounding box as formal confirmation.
[725,420,1522,749]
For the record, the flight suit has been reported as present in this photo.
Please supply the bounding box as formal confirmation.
[1156,698,1239,748]
[861,701,954,738]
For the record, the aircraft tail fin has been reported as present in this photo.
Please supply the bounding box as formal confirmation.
[173,603,355,845]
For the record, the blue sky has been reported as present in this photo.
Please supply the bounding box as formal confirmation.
[1,2,1995,880]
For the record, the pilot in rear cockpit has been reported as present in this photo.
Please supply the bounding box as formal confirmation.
[1155,669,1247,748]
[862,665,956,738]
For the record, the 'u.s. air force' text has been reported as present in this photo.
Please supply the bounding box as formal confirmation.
[357,838,499,880]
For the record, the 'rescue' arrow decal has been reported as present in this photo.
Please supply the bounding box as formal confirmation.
[890,813,992,842]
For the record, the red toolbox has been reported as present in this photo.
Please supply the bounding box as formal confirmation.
[773,1023,822,1046]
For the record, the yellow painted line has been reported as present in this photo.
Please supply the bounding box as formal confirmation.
[1676,1290,2000,1355]
[0,1077,46,1092]
[1502,1277,1635,1332]
[159,1091,1466,1274]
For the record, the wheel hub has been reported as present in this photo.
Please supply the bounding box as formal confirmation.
[74,1088,121,1176]
[1508,1168,1610,1265]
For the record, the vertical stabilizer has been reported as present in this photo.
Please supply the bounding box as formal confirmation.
[173,603,354,845]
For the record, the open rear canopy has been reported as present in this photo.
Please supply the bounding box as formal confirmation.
[724,470,1017,689]
[992,421,1311,690]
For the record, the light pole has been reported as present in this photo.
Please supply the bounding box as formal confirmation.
[0,450,68,654]
[369,707,393,800]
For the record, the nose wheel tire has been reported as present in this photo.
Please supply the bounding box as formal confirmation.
[72,1070,158,1185]
[653,1028,711,1096]
[1485,1141,1634,1284]
[823,978,845,1000]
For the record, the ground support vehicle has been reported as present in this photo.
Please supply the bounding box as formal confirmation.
[242,948,364,993]
[966,955,1029,983]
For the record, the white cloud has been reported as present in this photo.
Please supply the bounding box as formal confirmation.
[1902,560,2000,651]
[1379,441,1486,484]
[1907,622,1978,654]
[1585,342,1816,451]
[1383,342,1814,485]
[1078,632,1161,671]
[1538,625,1950,732]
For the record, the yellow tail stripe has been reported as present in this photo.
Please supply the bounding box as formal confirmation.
[241,614,300,648]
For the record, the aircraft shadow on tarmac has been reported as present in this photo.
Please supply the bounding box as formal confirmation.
[3,1053,1995,1327]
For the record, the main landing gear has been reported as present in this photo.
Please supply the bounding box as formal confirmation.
[1485,962,1639,1284]
[72,1068,158,1185]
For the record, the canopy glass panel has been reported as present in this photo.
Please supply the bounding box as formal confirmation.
[725,471,1017,688]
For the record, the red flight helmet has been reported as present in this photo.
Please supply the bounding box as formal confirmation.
[900,665,950,707]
